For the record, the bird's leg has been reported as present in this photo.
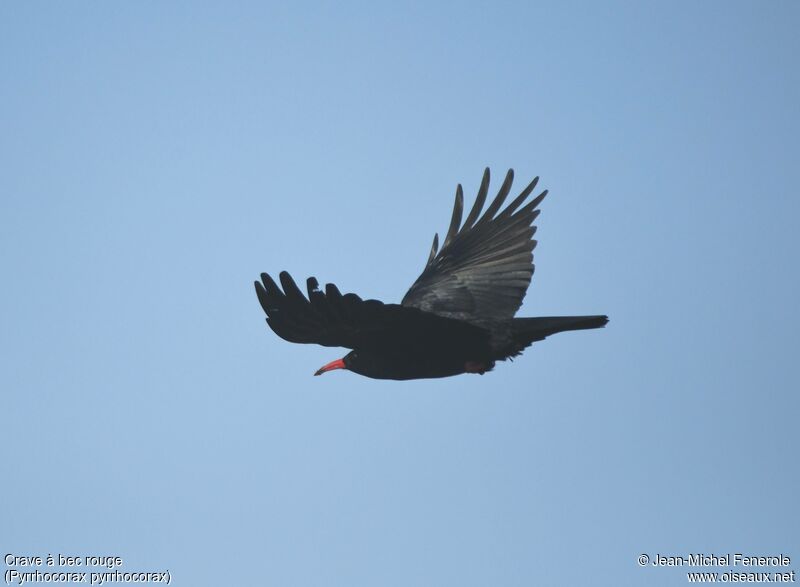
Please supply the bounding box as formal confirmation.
[464,361,488,374]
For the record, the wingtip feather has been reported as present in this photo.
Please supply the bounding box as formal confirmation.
[426,233,440,265]
[442,184,464,249]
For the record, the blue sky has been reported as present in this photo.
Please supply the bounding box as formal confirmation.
[2,2,798,585]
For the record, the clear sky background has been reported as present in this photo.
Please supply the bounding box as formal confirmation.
[2,2,798,585]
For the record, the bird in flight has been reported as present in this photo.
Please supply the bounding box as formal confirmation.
[255,168,608,380]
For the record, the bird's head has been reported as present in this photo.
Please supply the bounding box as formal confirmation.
[314,350,395,379]
[314,350,439,380]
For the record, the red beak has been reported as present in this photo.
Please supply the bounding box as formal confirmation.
[314,358,346,376]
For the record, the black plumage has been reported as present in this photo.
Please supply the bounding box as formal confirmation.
[255,168,608,380]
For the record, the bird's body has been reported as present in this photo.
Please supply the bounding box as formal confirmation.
[255,169,608,380]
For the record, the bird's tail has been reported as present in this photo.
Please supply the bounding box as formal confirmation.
[511,315,609,351]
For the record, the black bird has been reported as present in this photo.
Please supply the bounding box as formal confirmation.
[255,168,608,380]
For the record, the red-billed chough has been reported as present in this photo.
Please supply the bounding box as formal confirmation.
[255,168,608,380]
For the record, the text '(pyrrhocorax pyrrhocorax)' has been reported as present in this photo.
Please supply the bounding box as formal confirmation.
[255,168,608,380]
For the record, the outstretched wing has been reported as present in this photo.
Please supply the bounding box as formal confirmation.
[255,271,491,352]
[401,168,548,323]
